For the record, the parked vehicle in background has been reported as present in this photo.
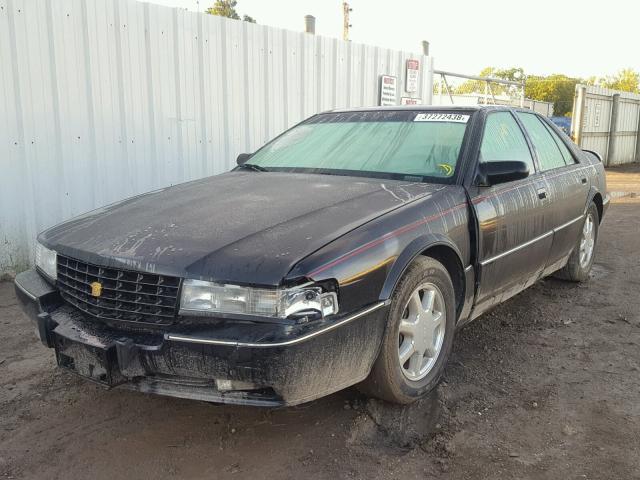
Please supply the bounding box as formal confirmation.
[550,116,572,137]
[15,106,608,406]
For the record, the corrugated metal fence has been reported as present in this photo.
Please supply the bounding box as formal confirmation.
[572,84,640,166]
[0,0,434,275]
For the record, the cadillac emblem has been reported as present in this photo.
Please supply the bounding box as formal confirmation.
[90,281,103,297]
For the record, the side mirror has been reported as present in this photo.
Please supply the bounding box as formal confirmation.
[476,161,529,186]
[236,153,252,165]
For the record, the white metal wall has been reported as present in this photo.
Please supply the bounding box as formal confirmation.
[572,84,640,166]
[0,0,434,275]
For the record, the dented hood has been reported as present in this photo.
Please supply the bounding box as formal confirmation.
[40,171,446,285]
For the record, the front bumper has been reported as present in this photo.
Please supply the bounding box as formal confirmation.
[14,269,388,406]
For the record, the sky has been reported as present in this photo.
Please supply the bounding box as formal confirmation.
[143,0,638,79]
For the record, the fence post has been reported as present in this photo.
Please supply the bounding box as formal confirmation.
[423,56,434,105]
[304,15,316,34]
[421,40,429,56]
[573,85,587,145]
[606,93,620,166]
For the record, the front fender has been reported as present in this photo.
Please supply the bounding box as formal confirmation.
[290,187,471,315]
[379,233,465,300]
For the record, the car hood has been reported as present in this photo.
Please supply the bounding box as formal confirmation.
[41,171,447,285]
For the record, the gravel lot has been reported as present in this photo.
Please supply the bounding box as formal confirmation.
[1,165,639,480]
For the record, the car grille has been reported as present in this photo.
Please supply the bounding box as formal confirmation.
[56,255,181,326]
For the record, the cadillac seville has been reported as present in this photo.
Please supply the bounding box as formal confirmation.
[15,106,608,406]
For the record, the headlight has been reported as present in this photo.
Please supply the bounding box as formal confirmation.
[179,280,339,321]
[35,242,57,280]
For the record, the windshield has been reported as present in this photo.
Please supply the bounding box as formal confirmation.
[247,110,471,182]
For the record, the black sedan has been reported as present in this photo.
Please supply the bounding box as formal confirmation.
[15,106,609,406]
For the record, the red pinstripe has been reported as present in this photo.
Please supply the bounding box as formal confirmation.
[308,203,467,277]
[308,165,595,278]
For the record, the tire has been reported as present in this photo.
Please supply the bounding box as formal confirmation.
[359,256,456,404]
[556,203,599,282]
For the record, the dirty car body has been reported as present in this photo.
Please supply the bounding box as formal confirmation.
[15,107,609,406]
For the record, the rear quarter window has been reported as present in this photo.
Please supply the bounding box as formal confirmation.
[517,112,568,171]
[544,121,577,165]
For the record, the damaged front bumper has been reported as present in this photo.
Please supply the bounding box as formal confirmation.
[14,269,388,407]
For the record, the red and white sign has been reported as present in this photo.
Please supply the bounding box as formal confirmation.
[401,97,420,105]
[379,75,398,106]
[405,59,420,93]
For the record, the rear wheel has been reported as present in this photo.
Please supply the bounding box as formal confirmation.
[360,256,456,404]
[556,203,599,282]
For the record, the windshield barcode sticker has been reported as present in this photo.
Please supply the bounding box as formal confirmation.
[414,113,470,123]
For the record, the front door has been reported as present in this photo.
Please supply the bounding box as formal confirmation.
[515,112,590,273]
[469,111,554,318]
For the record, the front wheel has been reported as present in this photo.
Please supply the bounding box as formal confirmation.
[556,203,599,282]
[359,256,456,404]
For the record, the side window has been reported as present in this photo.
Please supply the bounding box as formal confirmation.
[480,112,535,174]
[546,123,577,165]
[517,112,567,171]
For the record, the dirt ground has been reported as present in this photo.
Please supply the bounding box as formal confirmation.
[1,165,639,480]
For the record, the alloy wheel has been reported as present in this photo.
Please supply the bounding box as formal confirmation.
[398,283,446,381]
[579,213,595,268]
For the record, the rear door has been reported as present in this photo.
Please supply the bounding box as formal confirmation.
[469,111,554,317]
[515,112,589,273]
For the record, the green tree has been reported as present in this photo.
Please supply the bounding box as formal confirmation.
[583,76,598,86]
[448,67,640,117]
[206,0,256,23]
[525,74,579,117]
[455,67,525,98]
[597,68,639,93]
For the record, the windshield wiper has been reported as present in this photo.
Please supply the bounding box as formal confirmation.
[237,163,269,172]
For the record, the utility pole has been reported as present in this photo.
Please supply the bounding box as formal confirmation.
[343,2,352,41]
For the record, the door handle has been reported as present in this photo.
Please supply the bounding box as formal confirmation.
[537,188,547,200]
[581,177,587,184]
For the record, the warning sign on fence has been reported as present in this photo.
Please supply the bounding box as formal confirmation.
[379,75,398,106]
[405,59,420,93]
[401,97,420,105]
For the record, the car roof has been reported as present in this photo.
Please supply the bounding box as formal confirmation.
[324,105,531,114]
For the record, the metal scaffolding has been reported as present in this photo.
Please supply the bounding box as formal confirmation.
[433,69,526,107]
